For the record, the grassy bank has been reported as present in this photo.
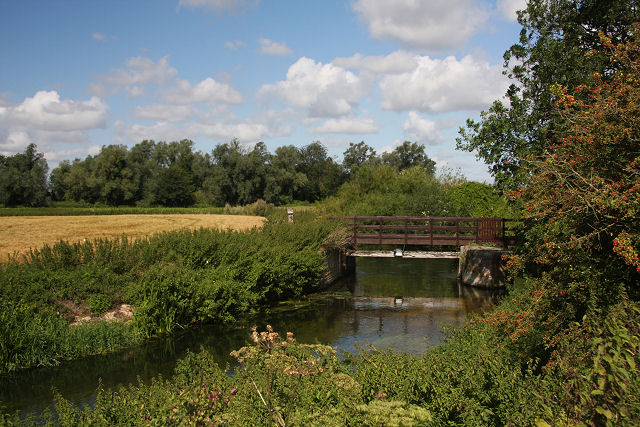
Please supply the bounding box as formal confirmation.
[0,210,335,373]
[4,297,637,426]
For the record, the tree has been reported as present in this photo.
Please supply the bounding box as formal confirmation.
[342,141,378,176]
[296,141,344,202]
[0,144,49,207]
[151,165,196,207]
[457,0,640,191]
[381,141,436,174]
[264,145,308,204]
[513,30,640,311]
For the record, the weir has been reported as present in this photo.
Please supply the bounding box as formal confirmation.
[325,216,517,289]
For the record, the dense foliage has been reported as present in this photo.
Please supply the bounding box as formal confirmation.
[0,144,48,207]
[458,0,640,191]
[321,165,515,218]
[0,210,335,373]
[1,138,442,208]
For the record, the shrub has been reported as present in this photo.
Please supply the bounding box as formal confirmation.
[88,293,112,316]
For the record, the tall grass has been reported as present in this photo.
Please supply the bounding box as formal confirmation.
[0,210,335,372]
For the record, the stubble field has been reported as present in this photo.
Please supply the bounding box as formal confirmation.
[0,214,266,262]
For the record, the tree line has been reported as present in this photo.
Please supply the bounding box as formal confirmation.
[0,140,436,208]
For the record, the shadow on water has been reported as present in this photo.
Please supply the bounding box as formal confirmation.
[0,257,501,417]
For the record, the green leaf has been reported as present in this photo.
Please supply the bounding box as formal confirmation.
[595,407,613,420]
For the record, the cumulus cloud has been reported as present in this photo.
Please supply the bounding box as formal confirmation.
[90,56,178,97]
[117,106,292,145]
[497,0,527,21]
[312,117,379,134]
[258,38,293,56]
[258,57,370,117]
[333,51,417,74]
[178,0,259,13]
[115,120,186,143]
[402,112,441,145]
[225,40,247,50]
[134,104,192,122]
[0,91,108,155]
[352,0,488,51]
[187,121,288,142]
[9,91,107,132]
[163,77,243,105]
[379,55,509,113]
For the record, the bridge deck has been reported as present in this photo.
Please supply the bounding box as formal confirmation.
[348,250,460,259]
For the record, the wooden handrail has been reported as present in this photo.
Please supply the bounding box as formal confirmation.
[328,216,516,248]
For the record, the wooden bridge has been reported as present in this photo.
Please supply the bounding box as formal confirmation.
[329,216,516,249]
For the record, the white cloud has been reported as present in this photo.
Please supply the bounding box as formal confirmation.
[225,40,247,50]
[258,57,370,117]
[333,51,417,74]
[312,117,379,134]
[0,91,108,156]
[496,0,526,21]
[178,0,259,13]
[114,120,186,143]
[10,91,108,132]
[163,77,243,105]
[379,55,509,113]
[117,106,292,144]
[125,85,145,99]
[92,32,106,41]
[402,112,441,145]
[90,56,178,97]
[134,104,192,122]
[44,145,101,164]
[187,121,289,142]
[0,131,31,153]
[352,0,488,51]
[258,38,293,56]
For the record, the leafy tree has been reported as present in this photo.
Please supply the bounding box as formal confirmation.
[127,140,157,204]
[457,0,640,191]
[381,141,436,174]
[93,145,135,205]
[264,145,308,205]
[492,31,640,373]
[49,160,72,202]
[151,165,196,206]
[0,144,49,207]
[342,141,378,176]
[296,141,344,202]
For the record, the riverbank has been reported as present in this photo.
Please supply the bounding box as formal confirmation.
[0,210,336,374]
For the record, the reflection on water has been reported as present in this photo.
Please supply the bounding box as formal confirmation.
[0,257,500,416]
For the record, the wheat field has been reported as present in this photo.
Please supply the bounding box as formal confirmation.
[0,214,266,262]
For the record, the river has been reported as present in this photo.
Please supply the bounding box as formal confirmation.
[0,257,499,417]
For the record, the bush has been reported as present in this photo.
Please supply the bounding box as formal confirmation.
[88,293,112,316]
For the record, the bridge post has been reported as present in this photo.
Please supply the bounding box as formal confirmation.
[321,248,355,287]
[458,245,510,288]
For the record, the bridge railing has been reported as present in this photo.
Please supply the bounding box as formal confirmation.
[329,216,517,248]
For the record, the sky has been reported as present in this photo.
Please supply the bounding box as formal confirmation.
[0,0,526,182]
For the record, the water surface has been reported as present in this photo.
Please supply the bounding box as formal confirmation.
[0,257,499,416]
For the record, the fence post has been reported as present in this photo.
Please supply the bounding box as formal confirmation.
[429,219,433,246]
[378,217,383,245]
[404,218,408,245]
[353,217,358,248]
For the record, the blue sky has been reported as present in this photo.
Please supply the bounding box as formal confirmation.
[0,0,526,182]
